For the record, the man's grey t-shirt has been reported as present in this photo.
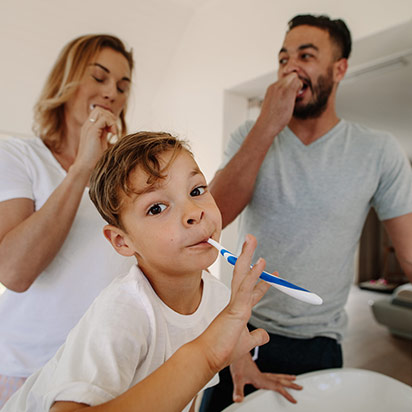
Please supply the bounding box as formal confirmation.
[221,119,412,341]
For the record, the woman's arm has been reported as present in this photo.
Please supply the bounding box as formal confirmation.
[0,109,115,292]
[0,166,90,292]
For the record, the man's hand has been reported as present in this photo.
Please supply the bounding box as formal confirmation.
[230,353,303,404]
[254,72,302,139]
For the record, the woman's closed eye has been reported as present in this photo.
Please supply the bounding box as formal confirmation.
[92,75,128,94]
[190,186,206,197]
[117,80,129,94]
[92,75,104,83]
[147,203,167,216]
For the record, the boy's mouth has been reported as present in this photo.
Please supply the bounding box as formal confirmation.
[188,236,213,248]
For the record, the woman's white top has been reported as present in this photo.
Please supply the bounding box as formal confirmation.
[0,136,133,377]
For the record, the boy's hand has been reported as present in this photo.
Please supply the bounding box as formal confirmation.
[230,353,303,404]
[198,234,271,374]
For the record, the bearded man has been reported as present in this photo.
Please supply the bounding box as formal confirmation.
[200,14,412,412]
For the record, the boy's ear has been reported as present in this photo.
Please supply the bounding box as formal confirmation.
[103,225,135,257]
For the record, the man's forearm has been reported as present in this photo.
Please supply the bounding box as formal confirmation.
[383,213,412,283]
[210,74,301,228]
[210,124,276,228]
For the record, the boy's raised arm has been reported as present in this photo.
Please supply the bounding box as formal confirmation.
[50,235,270,412]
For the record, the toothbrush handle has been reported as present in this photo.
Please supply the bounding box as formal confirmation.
[221,251,322,305]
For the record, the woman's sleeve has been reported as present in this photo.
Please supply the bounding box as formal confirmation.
[0,138,34,201]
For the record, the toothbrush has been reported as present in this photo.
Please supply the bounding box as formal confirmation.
[208,238,323,305]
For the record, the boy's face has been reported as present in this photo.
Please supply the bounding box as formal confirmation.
[107,150,221,280]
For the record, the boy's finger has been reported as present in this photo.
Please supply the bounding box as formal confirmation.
[232,381,246,403]
[238,256,266,294]
[278,388,298,404]
[236,234,257,269]
[248,328,269,349]
[234,257,266,302]
[249,257,266,282]
[231,234,257,290]
[251,280,271,306]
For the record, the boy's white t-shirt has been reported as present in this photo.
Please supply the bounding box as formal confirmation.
[3,265,230,412]
[0,136,133,377]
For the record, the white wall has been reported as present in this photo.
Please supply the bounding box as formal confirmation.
[0,0,196,137]
[149,0,412,181]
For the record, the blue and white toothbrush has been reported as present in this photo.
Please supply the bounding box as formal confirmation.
[208,238,323,305]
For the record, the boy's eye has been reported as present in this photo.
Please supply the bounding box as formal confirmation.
[148,203,167,215]
[190,186,206,197]
[279,57,288,65]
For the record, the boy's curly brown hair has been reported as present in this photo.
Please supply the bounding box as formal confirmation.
[89,131,191,229]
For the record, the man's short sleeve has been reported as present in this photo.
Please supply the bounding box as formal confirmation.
[372,134,412,220]
[219,120,255,170]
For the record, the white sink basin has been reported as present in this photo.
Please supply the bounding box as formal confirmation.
[222,368,412,412]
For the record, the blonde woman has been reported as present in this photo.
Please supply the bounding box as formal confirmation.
[0,34,134,406]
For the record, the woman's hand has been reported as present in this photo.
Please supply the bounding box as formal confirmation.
[74,106,119,174]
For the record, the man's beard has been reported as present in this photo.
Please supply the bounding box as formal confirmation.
[293,68,334,120]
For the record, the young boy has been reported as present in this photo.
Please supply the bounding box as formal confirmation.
[3,132,300,412]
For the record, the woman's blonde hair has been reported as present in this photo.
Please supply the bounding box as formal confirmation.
[33,34,134,151]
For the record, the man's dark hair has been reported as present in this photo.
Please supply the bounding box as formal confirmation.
[288,14,352,59]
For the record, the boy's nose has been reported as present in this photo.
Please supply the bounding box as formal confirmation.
[185,204,204,226]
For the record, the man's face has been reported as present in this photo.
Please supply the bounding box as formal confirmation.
[278,25,339,119]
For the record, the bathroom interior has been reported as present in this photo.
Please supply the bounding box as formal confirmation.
[1,0,411,410]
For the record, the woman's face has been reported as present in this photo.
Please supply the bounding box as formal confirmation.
[65,47,132,130]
